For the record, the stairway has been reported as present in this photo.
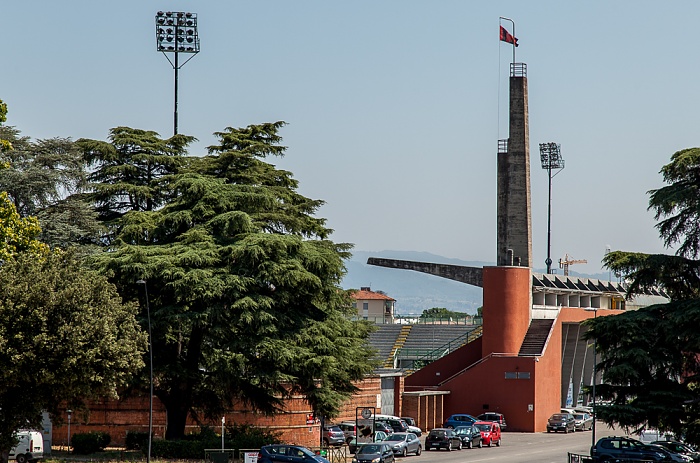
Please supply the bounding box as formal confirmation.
[384,325,412,368]
[518,319,554,356]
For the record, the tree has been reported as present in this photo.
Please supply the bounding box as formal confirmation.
[589,147,700,444]
[86,122,378,439]
[0,125,102,252]
[419,307,468,319]
[0,191,48,260]
[0,250,146,463]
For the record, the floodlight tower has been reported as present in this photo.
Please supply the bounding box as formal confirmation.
[155,11,200,135]
[539,142,565,274]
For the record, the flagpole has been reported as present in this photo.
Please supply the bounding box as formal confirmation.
[499,16,516,64]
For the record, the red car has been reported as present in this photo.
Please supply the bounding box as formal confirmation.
[473,421,501,447]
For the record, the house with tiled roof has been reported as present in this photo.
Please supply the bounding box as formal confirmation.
[350,287,395,323]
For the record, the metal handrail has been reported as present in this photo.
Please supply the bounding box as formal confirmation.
[437,352,518,386]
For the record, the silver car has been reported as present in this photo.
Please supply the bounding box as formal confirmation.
[383,432,422,457]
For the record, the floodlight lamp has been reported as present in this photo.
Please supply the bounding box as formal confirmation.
[186,29,193,35]
[165,28,173,34]
[185,12,192,17]
[186,47,193,51]
[165,11,173,17]
[167,18,174,25]
[177,29,184,35]
[166,36,173,42]
[157,11,164,16]
[167,45,174,50]
[186,37,193,43]
[177,37,184,43]
[178,46,185,51]
[157,18,165,25]
[177,12,184,17]
[186,20,193,26]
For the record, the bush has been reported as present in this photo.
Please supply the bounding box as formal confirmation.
[148,425,281,459]
[125,431,149,450]
[71,431,111,454]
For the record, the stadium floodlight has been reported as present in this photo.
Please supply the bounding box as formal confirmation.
[539,142,565,274]
[155,11,200,135]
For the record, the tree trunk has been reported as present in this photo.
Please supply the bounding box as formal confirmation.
[159,325,205,440]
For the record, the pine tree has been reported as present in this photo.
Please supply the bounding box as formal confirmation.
[91,122,377,438]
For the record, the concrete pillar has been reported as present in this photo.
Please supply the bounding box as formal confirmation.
[497,65,532,268]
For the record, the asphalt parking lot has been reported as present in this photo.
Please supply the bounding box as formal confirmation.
[377,424,627,463]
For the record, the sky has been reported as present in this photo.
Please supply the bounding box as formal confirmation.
[2,1,696,276]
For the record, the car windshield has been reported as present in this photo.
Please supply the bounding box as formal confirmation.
[359,445,380,453]
[385,434,405,442]
[551,414,567,420]
[454,427,470,435]
[429,430,445,437]
[475,424,491,431]
[574,414,584,419]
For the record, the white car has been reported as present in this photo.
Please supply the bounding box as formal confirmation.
[400,417,422,437]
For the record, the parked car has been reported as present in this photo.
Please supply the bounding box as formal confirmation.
[383,432,422,457]
[647,444,694,462]
[258,444,331,463]
[377,418,408,433]
[591,436,668,462]
[322,424,346,447]
[573,413,593,431]
[425,427,462,451]
[443,413,478,429]
[652,441,700,462]
[455,425,483,448]
[351,443,395,463]
[374,421,394,435]
[477,412,508,431]
[474,421,502,447]
[348,431,387,454]
[399,417,422,436]
[547,413,576,433]
[337,421,357,443]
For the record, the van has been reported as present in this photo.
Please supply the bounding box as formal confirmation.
[10,431,44,463]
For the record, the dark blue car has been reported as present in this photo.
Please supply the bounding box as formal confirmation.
[443,413,478,429]
[257,444,330,463]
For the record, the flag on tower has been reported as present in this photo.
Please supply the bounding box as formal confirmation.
[499,25,518,47]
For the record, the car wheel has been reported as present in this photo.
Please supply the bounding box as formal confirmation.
[478,440,482,448]
[458,441,463,450]
[564,427,568,434]
[467,440,472,449]
[402,448,407,457]
[323,438,329,446]
[15,455,27,463]
[416,446,421,456]
[447,443,452,452]
[496,439,501,447]
[488,439,492,447]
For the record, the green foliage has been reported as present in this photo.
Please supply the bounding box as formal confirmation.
[420,307,468,319]
[149,425,281,459]
[0,250,146,457]
[70,432,111,454]
[0,191,49,259]
[125,431,148,451]
[0,126,102,252]
[88,122,378,439]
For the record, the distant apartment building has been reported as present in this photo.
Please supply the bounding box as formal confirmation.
[350,287,395,322]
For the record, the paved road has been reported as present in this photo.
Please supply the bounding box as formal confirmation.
[389,425,626,463]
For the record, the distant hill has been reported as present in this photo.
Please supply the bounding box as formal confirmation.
[341,250,612,316]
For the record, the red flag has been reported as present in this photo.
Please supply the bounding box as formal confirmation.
[499,25,518,47]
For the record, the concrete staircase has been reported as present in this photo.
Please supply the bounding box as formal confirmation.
[518,319,554,356]
[384,325,412,368]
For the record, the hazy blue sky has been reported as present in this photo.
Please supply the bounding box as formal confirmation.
[2,1,695,276]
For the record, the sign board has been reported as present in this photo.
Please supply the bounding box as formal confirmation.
[306,413,314,425]
[243,452,258,463]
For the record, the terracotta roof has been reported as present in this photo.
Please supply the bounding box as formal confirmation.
[350,290,395,301]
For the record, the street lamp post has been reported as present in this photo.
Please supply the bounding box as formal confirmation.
[539,143,565,274]
[137,280,153,463]
[585,308,598,448]
[155,11,200,135]
[66,409,72,450]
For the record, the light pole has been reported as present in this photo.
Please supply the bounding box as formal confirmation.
[66,409,72,451]
[137,280,153,463]
[539,142,565,274]
[585,308,598,448]
[155,11,200,135]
